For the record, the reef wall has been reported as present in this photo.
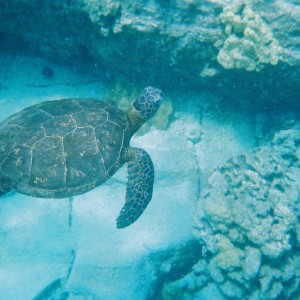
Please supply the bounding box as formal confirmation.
[0,0,299,105]
[162,128,300,300]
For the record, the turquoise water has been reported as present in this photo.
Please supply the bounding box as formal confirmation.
[0,1,299,299]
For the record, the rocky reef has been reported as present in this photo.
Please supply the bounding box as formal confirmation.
[0,0,299,104]
[162,128,300,299]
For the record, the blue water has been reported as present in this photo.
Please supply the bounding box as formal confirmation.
[0,1,299,299]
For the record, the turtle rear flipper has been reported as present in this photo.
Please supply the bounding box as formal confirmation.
[0,176,12,197]
[116,148,154,229]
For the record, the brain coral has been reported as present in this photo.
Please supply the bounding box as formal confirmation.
[217,2,283,71]
[192,129,300,299]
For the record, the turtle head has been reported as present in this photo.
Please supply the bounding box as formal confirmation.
[127,87,163,133]
[133,87,163,120]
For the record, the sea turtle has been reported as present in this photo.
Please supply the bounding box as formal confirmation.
[0,87,163,228]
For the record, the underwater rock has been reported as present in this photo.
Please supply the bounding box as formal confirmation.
[211,235,243,272]
[208,261,225,284]
[192,128,300,299]
[242,247,262,280]
[219,280,244,299]
[0,0,299,89]
[162,127,300,300]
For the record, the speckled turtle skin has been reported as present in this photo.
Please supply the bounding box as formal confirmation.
[0,87,163,228]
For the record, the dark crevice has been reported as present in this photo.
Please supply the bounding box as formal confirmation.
[68,196,74,226]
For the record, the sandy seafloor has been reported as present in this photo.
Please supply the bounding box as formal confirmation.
[0,3,300,297]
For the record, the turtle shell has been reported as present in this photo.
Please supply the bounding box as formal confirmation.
[0,98,131,198]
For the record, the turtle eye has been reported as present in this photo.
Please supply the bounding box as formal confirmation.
[152,89,163,103]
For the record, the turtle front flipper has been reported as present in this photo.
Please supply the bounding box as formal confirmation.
[116,148,154,229]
